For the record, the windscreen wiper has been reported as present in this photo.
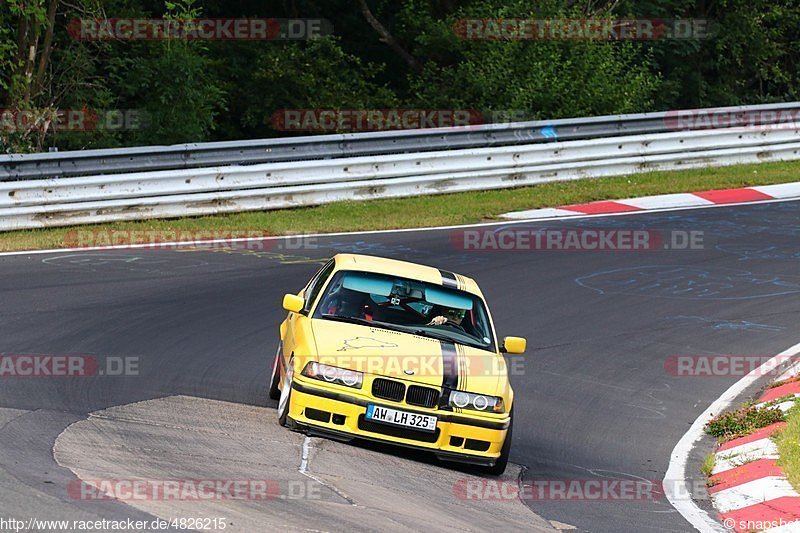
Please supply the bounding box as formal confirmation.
[320,314,373,326]
[410,328,458,343]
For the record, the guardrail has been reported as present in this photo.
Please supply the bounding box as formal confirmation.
[2,122,799,231]
[2,102,799,181]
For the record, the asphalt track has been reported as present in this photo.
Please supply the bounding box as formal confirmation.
[1,199,799,532]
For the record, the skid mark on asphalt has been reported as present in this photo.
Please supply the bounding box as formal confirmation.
[575,265,800,300]
[529,319,704,352]
[536,371,671,419]
[537,370,637,393]
[591,202,800,240]
[0,407,31,433]
[527,463,680,522]
[624,384,670,420]
[667,315,785,332]
[175,247,329,265]
[41,253,209,273]
[715,243,800,262]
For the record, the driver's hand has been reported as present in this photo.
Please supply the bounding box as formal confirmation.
[427,316,448,325]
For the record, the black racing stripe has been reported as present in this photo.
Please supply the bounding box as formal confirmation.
[457,344,468,391]
[440,340,459,392]
[439,270,459,289]
[464,345,469,390]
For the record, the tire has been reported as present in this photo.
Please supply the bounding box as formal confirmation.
[482,411,513,476]
[268,343,282,401]
[277,356,294,427]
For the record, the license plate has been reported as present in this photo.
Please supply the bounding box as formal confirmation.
[365,404,437,433]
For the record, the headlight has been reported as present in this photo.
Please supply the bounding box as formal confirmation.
[302,362,363,389]
[449,390,504,413]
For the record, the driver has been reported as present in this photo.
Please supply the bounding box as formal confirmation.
[427,308,465,326]
[322,288,368,318]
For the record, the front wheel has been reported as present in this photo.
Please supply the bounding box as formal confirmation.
[482,412,513,476]
[268,343,282,401]
[277,356,294,427]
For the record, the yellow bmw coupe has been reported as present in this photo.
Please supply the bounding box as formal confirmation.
[269,253,526,474]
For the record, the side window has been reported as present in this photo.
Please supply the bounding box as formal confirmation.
[303,260,335,313]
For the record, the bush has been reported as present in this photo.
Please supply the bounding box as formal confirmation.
[705,404,784,441]
[401,0,658,119]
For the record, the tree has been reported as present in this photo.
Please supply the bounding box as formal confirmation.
[619,0,800,108]
[114,0,225,144]
[0,0,112,152]
[238,37,397,136]
[3,0,799,152]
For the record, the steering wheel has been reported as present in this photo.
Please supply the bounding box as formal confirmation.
[435,319,467,333]
[327,276,344,296]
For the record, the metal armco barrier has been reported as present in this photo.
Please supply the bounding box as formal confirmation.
[1,104,799,231]
[2,102,799,181]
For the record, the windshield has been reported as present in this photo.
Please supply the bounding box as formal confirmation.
[312,270,496,351]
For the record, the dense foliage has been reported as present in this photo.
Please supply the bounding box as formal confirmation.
[1,0,798,152]
[705,404,785,441]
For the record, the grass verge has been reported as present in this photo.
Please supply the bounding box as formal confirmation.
[776,404,800,491]
[1,159,799,252]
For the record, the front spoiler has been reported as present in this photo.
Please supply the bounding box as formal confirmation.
[295,420,496,467]
[292,381,509,430]
[288,380,507,467]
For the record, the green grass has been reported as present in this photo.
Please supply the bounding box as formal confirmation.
[2,159,799,252]
[770,376,800,389]
[701,453,717,482]
[776,404,800,491]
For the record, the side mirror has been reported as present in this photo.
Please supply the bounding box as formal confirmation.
[283,293,304,313]
[501,336,526,354]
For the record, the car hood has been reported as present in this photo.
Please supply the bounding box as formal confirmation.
[309,318,505,394]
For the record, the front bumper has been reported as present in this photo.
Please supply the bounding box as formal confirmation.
[287,377,510,466]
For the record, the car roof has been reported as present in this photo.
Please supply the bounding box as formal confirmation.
[332,254,483,297]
